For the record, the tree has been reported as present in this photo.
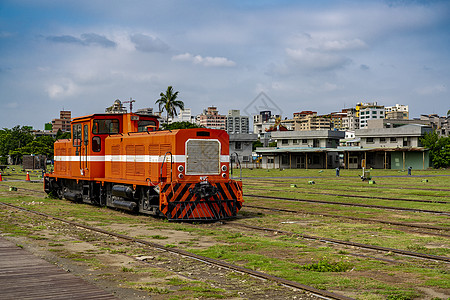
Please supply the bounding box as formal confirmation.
[155,86,184,123]
[56,129,71,140]
[162,121,203,130]
[0,126,34,164]
[10,135,55,162]
[252,139,263,150]
[420,131,450,168]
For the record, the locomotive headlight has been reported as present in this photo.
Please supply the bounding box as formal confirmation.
[178,165,184,172]
[221,165,227,172]
[222,173,227,178]
[178,173,184,179]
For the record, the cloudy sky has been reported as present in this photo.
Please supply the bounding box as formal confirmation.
[1,0,449,130]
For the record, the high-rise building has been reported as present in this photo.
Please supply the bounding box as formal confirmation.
[196,106,226,130]
[357,102,385,128]
[51,110,71,132]
[226,110,249,134]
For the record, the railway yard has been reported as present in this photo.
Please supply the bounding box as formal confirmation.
[0,168,449,299]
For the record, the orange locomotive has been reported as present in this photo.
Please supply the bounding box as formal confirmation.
[44,112,243,221]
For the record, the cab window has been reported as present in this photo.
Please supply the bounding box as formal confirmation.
[92,119,120,134]
[72,124,82,146]
[92,136,101,152]
[138,120,157,132]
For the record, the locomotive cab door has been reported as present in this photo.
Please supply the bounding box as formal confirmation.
[72,122,89,177]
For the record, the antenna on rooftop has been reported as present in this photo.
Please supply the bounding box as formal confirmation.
[123,97,136,113]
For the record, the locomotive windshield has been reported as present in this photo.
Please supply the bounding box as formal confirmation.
[92,119,120,134]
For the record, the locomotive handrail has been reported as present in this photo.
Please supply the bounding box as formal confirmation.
[160,151,173,183]
[230,152,242,180]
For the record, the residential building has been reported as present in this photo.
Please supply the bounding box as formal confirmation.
[341,108,359,130]
[170,108,195,123]
[357,102,385,128]
[105,99,127,114]
[51,110,71,133]
[356,124,432,149]
[288,111,332,131]
[255,130,345,169]
[253,111,281,134]
[196,106,226,130]
[419,114,449,137]
[229,133,258,165]
[136,107,154,115]
[385,104,409,119]
[226,110,249,134]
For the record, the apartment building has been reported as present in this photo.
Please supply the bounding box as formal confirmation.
[357,102,385,128]
[385,104,409,120]
[253,111,281,134]
[226,110,249,134]
[51,110,71,133]
[292,111,331,131]
[196,106,226,130]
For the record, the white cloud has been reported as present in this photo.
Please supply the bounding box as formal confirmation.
[172,53,236,67]
[414,84,447,95]
[47,80,78,99]
[320,39,367,51]
[285,48,350,71]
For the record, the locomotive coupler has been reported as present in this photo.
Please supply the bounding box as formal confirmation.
[189,181,218,199]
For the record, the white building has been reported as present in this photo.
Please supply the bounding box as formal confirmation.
[358,102,385,129]
[253,111,281,134]
[170,108,195,123]
[385,104,409,119]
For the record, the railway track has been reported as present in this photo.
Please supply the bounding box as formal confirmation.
[245,179,450,197]
[0,201,353,300]
[245,185,450,204]
[245,194,450,216]
[243,204,450,236]
[2,184,448,233]
[223,222,450,263]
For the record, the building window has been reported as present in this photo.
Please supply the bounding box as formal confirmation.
[282,139,289,145]
[380,137,386,143]
[302,139,308,144]
[390,137,397,142]
[267,157,274,164]
[281,155,289,165]
[293,139,299,144]
[367,137,374,143]
[235,141,242,150]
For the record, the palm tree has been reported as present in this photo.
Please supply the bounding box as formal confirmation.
[155,86,184,123]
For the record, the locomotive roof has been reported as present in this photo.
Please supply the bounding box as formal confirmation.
[71,113,159,122]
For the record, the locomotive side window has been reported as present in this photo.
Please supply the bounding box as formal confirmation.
[92,136,101,152]
[83,125,89,145]
[138,120,156,132]
[92,119,120,134]
[72,124,82,146]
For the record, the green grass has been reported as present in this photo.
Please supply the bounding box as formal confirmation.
[0,168,449,299]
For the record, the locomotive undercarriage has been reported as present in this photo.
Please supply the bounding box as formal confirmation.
[44,177,242,221]
[44,177,163,217]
